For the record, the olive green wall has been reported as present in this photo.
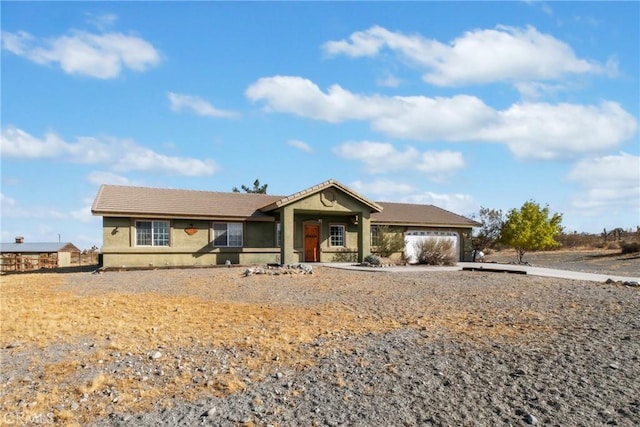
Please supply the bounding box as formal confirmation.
[101,217,280,268]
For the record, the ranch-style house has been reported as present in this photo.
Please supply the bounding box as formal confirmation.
[91,179,480,269]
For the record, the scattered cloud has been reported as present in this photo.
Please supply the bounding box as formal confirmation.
[87,171,132,186]
[482,101,637,160]
[376,73,401,88]
[566,152,640,214]
[349,179,415,196]
[402,191,477,216]
[0,126,218,176]
[247,76,638,160]
[168,92,239,118]
[287,139,313,153]
[1,28,161,79]
[334,141,464,181]
[349,179,476,216]
[85,13,118,31]
[323,25,607,87]
[70,197,97,223]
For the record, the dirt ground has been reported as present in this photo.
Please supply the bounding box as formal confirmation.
[0,249,638,426]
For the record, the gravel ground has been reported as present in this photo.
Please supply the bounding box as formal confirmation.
[2,261,639,426]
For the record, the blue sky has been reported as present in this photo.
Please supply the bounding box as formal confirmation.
[1,1,638,250]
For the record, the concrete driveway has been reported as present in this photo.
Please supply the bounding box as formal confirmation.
[322,262,640,283]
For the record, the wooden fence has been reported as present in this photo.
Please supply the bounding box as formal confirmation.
[0,253,58,273]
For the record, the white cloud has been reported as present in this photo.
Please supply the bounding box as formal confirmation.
[402,191,477,216]
[1,29,161,79]
[0,126,217,176]
[482,101,638,159]
[1,193,17,210]
[288,139,313,152]
[85,13,118,31]
[333,141,464,180]
[168,92,239,118]
[376,73,401,88]
[566,152,640,214]
[323,25,606,87]
[349,179,415,196]
[70,197,96,223]
[247,76,637,160]
[87,171,132,186]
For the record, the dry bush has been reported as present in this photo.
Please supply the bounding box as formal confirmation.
[620,241,640,254]
[413,238,456,266]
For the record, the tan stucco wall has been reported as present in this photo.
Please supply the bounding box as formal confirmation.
[101,217,281,268]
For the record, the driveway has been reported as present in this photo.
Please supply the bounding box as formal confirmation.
[323,262,640,283]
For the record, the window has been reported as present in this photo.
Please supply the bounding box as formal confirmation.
[213,223,243,247]
[136,220,170,246]
[371,225,382,247]
[329,224,345,247]
[275,222,281,248]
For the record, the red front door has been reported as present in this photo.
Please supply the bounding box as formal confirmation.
[304,224,320,262]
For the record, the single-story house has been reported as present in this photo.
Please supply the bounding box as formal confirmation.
[91,179,480,268]
[0,237,81,272]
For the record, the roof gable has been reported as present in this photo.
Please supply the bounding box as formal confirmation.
[259,179,382,213]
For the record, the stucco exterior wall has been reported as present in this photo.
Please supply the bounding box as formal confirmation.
[101,217,281,268]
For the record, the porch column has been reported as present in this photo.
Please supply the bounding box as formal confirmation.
[281,206,296,265]
[357,212,371,262]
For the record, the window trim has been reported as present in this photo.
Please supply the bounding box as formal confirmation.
[135,220,171,247]
[329,223,346,247]
[212,222,244,247]
[370,225,382,247]
[275,222,281,248]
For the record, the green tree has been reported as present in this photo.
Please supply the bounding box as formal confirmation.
[232,179,268,194]
[471,207,504,252]
[499,201,563,264]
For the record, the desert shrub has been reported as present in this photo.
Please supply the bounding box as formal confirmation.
[374,225,406,257]
[363,254,381,265]
[620,241,640,254]
[413,238,456,266]
[332,248,358,263]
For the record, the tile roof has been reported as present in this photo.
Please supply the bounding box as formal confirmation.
[92,182,479,228]
[92,185,282,219]
[373,202,480,227]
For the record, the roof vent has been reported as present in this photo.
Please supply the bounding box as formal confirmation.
[15,236,24,244]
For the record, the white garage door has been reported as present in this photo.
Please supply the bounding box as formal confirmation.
[404,231,459,264]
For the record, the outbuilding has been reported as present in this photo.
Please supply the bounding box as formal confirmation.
[0,237,81,272]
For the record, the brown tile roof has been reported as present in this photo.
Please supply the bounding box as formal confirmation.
[91,185,282,220]
[373,201,480,228]
[92,182,479,228]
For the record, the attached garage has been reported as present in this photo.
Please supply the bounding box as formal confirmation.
[404,230,460,264]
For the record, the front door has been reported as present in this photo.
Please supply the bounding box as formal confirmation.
[304,224,320,262]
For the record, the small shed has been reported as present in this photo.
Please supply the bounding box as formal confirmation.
[0,237,81,272]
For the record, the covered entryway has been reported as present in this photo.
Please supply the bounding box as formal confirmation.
[404,230,460,264]
[304,224,320,262]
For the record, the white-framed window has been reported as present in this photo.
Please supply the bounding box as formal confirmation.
[275,222,281,248]
[329,224,345,247]
[213,222,243,247]
[370,225,382,247]
[136,220,170,246]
